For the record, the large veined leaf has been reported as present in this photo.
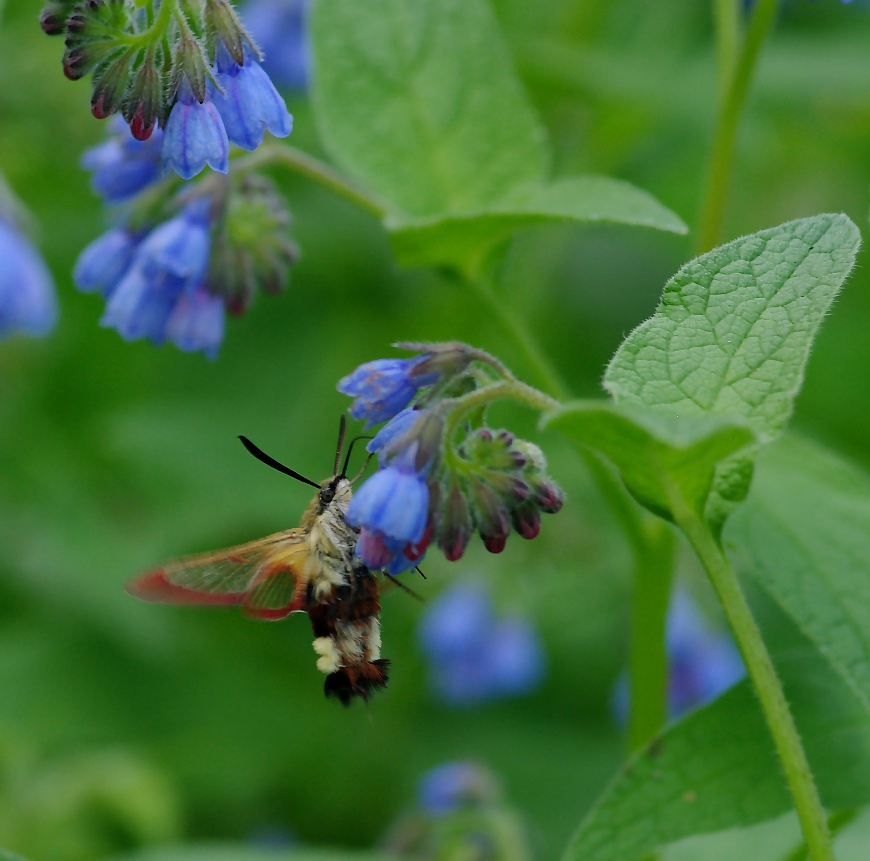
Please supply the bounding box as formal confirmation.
[387,176,687,270]
[727,435,870,716]
[562,634,870,861]
[604,214,860,527]
[311,0,549,217]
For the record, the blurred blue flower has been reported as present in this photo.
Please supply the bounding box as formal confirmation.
[0,216,58,339]
[418,583,546,706]
[162,81,230,180]
[242,0,310,91]
[164,285,226,360]
[667,589,745,716]
[418,762,497,815]
[338,356,438,428]
[100,198,219,355]
[211,42,293,151]
[81,117,164,204]
[613,588,745,723]
[74,226,142,297]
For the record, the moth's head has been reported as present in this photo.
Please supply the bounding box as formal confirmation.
[319,475,351,509]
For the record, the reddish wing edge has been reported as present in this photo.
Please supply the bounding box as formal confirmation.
[126,531,310,620]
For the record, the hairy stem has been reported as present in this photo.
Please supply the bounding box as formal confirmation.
[628,520,676,752]
[696,0,778,253]
[231,144,389,219]
[674,503,834,861]
[782,810,856,861]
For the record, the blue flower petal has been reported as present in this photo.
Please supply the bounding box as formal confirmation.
[100,266,184,344]
[162,86,229,180]
[347,464,429,544]
[366,407,419,455]
[165,287,225,359]
[0,218,58,338]
[81,120,164,203]
[212,51,293,151]
[73,227,140,297]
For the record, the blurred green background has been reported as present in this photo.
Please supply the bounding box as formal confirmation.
[1,0,870,859]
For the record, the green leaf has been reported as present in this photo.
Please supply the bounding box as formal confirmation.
[387,176,687,269]
[603,214,861,525]
[726,435,870,716]
[310,0,549,217]
[562,637,870,861]
[0,849,28,861]
[543,401,755,521]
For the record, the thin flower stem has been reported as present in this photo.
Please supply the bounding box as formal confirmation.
[230,144,389,219]
[673,502,835,861]
[695,0,778,253]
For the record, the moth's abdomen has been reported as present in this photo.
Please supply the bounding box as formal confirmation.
[324,659,390,706]
[307,565,389,704]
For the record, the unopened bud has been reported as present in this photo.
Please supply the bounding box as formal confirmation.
[90,49,134,118]
[124,56,162,140]
[204,0,251,66]
[395,341,475,384]
[173,31,209,103]
[437,481,472,562]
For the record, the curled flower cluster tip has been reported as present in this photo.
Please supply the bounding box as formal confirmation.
[337,342,564,576]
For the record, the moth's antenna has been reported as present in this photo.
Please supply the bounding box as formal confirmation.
[333,415,348,476]
[415,566,427,580]
[341,436,374,479]
[238,436,320,489]
[383,571,425,602]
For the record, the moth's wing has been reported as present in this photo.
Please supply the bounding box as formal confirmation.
[127,529,311,620]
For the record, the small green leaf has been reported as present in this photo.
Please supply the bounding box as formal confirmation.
[0,849,28,861]
[562,638,870,861]
[387,176,687,269]
[311,0,549,217]
[543,401,754,520]
[604,214,860,526]
[727,435,870,716]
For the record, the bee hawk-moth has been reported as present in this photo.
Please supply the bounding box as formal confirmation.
[127,418,392,705]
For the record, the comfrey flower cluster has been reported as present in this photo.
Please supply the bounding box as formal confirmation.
[337,343,564,577]
[418,583,545,706]
[42,0,291,179]
[613,588,746,722]
[74,119,297,356]
[0,177,58,340]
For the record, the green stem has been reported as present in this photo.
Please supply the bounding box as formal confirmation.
[695,0,778,253]
[230,144,388,219]
[627,520,676,752]
[465,275,571,402]
[673,503,834,861]
[782,810,856,861]
[713,0,740,101]
[464,270,677,751]
[444,379,560,433]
